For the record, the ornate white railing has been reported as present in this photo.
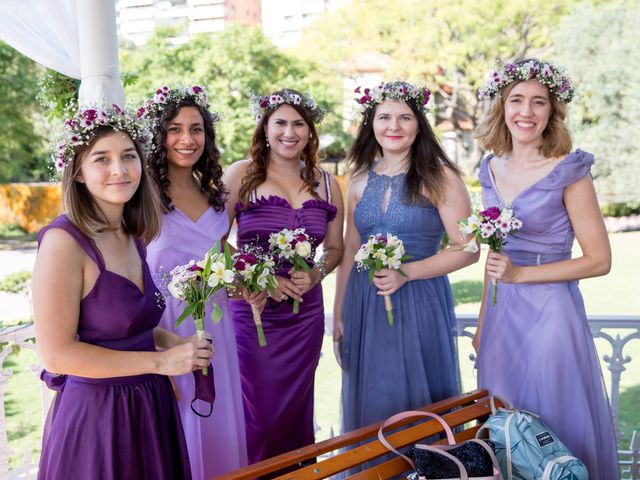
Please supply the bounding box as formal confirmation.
[2,315,639,478]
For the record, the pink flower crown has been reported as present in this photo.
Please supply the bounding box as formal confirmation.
[351,81,431,120]
[137,85,220,133]
[251,89,325,124]
[52,104,150,172]
[478,59,575,103]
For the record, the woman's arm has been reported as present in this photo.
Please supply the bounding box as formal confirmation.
[221,159,250,230]
[32,229,212,378]
[311,175,345,284]
[332,174,366,341]
[473,254,491,353]
[486,175,611,284]
[374,167,480,294]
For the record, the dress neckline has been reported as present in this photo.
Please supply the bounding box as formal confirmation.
[487,154,569,206]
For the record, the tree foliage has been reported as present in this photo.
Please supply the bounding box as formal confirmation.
[553,0,640,204]
[120,24,345,164]
[0,41,47,182]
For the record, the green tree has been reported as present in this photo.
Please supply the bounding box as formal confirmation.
[296,0,584,169]
[553,0,640,204]
[0,41,47,182]
[120,24,345,164]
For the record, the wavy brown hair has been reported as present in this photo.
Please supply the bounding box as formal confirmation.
[62,127,162,243]
[475,61,573,158]
[349,98,459,206]
[239,89,321,205]
[146,98,226,212]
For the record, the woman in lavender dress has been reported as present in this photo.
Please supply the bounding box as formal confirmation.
[142,86,248,478]
[474,59,619,478]
[33,106,213,479]
[224,89,344,464]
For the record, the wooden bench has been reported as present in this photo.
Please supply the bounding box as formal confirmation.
[216,389,501,480]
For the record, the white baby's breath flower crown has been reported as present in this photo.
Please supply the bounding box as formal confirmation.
[250,89,325,124]
[478,59,576,103]
[52,104,151,172]
[137,85,219,133]
[351,80,432,121]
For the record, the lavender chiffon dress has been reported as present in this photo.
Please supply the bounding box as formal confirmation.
[37,215,191,480]
[229,177,337,464]
[146,207,248,479]
[476,150,619,479]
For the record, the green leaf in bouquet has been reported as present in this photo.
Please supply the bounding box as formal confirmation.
[211,303,223,324]
[368,268,376,283]
[398,268,408,278]
[224,242,233,268]
[176,302,197,328]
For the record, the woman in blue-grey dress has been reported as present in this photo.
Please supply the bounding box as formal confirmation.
[334,81,479,432]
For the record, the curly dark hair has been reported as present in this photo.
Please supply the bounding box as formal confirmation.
[348,97,459,206]
[239,89,321,205]
[146,98,226,212]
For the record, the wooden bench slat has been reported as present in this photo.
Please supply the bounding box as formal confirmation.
[216,390,499,480]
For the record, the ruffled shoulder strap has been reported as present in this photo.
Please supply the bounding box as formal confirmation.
[477,154,495,189]
[537,149,594,191]
[37,215,105,270]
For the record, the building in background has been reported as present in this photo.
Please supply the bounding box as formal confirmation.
[261,0,348,48]
[116,0,261,45]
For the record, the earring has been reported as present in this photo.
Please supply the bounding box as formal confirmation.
[266,138,270,148]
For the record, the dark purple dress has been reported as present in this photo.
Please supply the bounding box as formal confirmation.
[229,179,337,464]
[37,215,191,480]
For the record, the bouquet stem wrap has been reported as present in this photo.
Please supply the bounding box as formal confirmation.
[195,325,210,376]
[384,295,394,326]
[251,304,267,347]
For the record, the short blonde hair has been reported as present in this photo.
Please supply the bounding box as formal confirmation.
[475,81,573,158]
[62,127,162,243]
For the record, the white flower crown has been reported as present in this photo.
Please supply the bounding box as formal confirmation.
[351,81,432,121]
[478,59,575,103]
[52,104,150,172]
[250,89,325,124]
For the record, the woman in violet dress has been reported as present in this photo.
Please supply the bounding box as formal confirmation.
[32,106,213,479]
[474,58,619,478]
[334,81,479,434]
[142,85,248,479]
[223,89,344,465]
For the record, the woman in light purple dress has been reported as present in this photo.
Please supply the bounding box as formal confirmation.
[142,86,248,478]
[474,59,619,479]
[33,106,214,479]
[224,89,344,466]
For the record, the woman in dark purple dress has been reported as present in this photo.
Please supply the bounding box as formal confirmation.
[224,89,344,464]
[32,106,213,479]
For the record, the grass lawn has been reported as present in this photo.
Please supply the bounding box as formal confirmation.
[2,232,639,468]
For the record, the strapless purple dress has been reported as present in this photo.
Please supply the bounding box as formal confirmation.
[476,150,619,479]
[37,215,191,479]
[229,194,336,464]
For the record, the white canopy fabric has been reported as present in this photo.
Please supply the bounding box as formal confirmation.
[0,0,125,107]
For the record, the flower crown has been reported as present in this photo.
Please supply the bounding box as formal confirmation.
[251,89,325,124]
[352,81,432,120]
[52,104,150,172]
[137,85,219,132]
[478,59,575,103]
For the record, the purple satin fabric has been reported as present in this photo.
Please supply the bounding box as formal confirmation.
[230,195,336,464]
[36,215,191,480]
[476,150,620,479]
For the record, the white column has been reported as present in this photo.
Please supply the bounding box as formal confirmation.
[76,0,125,107]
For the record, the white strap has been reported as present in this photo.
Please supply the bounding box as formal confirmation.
[323,170,332,203]
[504,412,515,480]
[542,456,580,480]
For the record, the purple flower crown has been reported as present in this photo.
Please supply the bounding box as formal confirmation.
[137,85,219,133]
[352,81,431,120]
[251,89,325,124]
[52,104,150,172]
[478,59,575,103]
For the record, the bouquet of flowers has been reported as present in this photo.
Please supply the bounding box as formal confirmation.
[233,246,278,347]
[268,227,314,314]
[354,233,410,326]
[167,243,235,374]
[458,206,523,305]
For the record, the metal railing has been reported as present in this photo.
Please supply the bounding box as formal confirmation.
[2,315,639,479]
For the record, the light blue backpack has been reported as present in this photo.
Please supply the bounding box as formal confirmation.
[476,396,589,480]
